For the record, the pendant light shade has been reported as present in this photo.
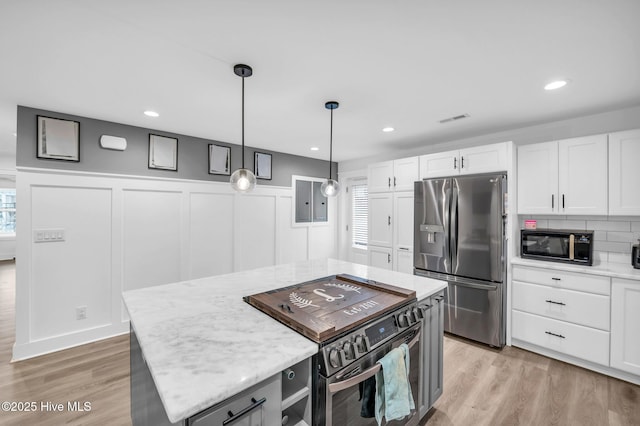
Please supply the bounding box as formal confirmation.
[230,64,257,193]
[321,101,340,198]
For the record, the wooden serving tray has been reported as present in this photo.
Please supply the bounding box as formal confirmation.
[244,274,416,343]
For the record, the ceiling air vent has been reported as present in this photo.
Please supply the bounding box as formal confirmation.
[438,113,470,124]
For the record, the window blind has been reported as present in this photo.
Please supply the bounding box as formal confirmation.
[351,184,368,247]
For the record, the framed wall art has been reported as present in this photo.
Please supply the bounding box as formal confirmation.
[254,152,272,180]
[208,144,231,175]
[37,115,80,161]
[148,134,178,171]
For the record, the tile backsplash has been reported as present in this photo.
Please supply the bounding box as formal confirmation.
[518,215,640,264]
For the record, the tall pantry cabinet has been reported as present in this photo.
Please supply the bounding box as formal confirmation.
[367,157,419,273]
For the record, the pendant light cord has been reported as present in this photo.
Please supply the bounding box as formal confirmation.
[329,107,333,180]
[241,74,245,169]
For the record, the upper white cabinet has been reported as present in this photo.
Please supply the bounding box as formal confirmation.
[419,142,507,179]
[517,135,608,215]
[609,129,640,215]
[610,278,640,376]
[368,157,419,193]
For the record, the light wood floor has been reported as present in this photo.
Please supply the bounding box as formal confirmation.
[0,260,638,425]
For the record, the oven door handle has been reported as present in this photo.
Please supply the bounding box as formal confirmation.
[328,331,420,394]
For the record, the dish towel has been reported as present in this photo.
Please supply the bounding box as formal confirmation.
[374,343,415,425]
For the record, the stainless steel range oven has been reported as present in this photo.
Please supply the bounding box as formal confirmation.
[244,274,422,426]
[314,305,422,426]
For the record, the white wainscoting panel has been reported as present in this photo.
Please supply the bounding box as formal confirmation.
[189,192,235,279]
[14,169,338,360]
[122,189,182,291]
[30,185,112,340]
[235,194,277,271]
[277,196,308,263]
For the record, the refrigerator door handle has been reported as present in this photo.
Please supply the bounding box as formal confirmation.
[450,187,459,271]
[443,186,451,272]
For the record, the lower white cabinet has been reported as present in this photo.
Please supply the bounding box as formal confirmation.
[511,265,611,367]
[394,248,413,274]
[610,278,640,376]
[368,246,393,270]
[512,310,610,366]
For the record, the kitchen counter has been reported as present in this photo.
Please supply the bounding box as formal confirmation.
[512,257,640,281]
[123,258,447,423]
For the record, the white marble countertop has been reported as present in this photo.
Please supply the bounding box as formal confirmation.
[122,258,447,423]
[511,257,640,282]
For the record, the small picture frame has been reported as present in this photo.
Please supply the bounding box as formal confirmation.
[254,152,272,180]
[208,144,231,175]
[37,115,80,162]
[148,134,178,171]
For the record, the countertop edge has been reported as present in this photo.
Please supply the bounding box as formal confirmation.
[511,257,640,281]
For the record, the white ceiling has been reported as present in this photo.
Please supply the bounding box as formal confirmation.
[1,0,639,162]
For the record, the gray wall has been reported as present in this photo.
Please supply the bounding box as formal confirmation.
[16,106,336,186]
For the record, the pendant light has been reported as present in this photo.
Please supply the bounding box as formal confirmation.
[320,101,340,197]
[230,64,257,193]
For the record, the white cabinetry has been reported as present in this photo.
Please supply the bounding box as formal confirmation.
[368,193,393,247]
[419,142,507,179]
[609,129,640,215]
[610,279,640,376]
[368,157,419,193]
[511,265,611,366]
[368,245,393,270]
[367,191,414,273]
[517,135,608,214]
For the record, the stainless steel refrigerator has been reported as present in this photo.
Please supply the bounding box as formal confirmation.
[414,173,507,347]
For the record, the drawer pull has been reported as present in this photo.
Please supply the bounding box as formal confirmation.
[551,277,561,281]
[545,331,565,339]
[223,397,267,425]
[545,300,566,306]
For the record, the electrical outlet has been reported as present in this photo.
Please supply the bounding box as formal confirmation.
[76,306,87,320]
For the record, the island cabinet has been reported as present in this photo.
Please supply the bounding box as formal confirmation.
[417,290,445,419]
[130,328,282,426]
[281,358,312,426]
[511,265,611,366]
[517,134,608,215]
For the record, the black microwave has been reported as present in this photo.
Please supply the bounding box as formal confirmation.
[521,229,594,266]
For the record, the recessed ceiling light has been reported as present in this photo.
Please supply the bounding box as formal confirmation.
[144,110,159,117]
[544,80,568,91]
[310,147,319,151]
[11,132,17,137]
[382,127,395,132]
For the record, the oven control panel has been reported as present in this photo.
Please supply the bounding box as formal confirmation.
[319,302,419,377]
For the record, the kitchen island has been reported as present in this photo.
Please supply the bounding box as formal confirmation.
[124,258,447,425]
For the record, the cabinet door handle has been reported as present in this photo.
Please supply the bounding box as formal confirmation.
[453,157,457,169]
[461,156,464,169]
[545,331,565,339]
[562,194,565,209]
[545,299,566,306]
[394,176,397,187]
[388,177,391,188]
[223,397,267,425]
[551,277,561,281]
[388,215,391,225]
[551,194,554,209]
[387,253,391,263]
